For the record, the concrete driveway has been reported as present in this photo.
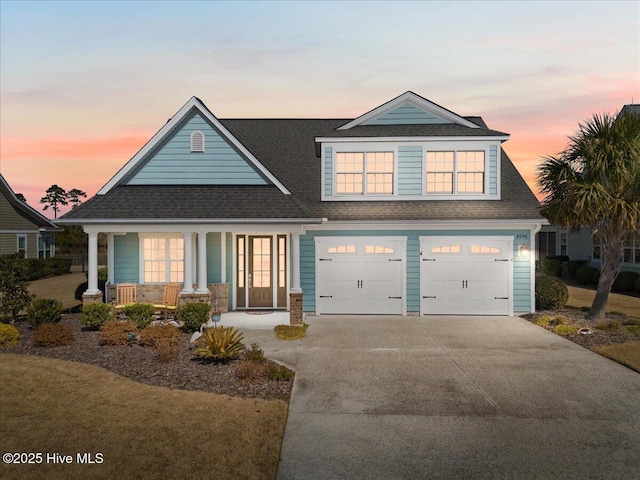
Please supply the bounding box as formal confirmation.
[247,315,640,480]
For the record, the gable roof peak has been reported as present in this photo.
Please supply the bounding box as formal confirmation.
[97,96,290,195]
[338,91,481,130]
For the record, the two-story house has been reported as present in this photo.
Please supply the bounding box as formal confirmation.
[58,92,545,317]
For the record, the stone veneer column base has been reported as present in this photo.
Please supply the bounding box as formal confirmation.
[82,292,103,306]
[289,292,303,325]
[180,292,212,306]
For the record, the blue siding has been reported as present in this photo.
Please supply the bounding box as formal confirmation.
[128,113,268,186]
[364,104,448,125]
[301,229,532,314]
[489,145,498,195]
[206,233,222,283]
[114,233,139,283]
[398,146,423,195]
[324,146,333,197]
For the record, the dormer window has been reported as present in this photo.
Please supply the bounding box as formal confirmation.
[425,150,485,194]
[190,131,205,152]
[336,151,394,195]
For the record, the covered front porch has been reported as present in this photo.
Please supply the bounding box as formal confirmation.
[82,223,307,323]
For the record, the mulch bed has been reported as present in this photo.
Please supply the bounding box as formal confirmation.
[3,314,293,402]
[522,308,640,349]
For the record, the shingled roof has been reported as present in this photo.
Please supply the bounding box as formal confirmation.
[60,116,543,224]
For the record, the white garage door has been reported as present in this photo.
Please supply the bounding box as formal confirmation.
[316,237,406,314]
[420,237,513,315]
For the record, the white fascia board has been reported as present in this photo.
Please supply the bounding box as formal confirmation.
[306,219,548,231]
[81,223,316,235]
[337,92,481,130]
[98,97,290,195]
[315,135,510,143]
[56,217,324,226]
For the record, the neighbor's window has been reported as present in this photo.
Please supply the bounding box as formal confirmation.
[17,235,27,258]
[37,234,53,259]
[623,233,640,264]
[592,232,601,260]
[142,236,184,283]
[190,131,205,152]
[336,151,394,195]
[426,150,485,194]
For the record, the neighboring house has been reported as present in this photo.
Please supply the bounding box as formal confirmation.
[57,91,545,316]
[0,174,60,258]
[536,104,640,275]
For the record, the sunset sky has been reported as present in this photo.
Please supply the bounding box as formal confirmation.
[1,0,638,218]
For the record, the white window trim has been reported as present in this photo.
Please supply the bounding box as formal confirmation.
[333,145,398,198]
[138,233,185,284]
[424,148,488,198]
[190,131,205,152]
[17,234,27,258]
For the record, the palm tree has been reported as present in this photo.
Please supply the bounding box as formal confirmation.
[537,110,640,320]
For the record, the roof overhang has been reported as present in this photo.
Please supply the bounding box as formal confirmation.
[315,135,510,143]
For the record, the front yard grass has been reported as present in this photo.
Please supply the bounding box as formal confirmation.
[0,353,287,480]
[592,341,640,373]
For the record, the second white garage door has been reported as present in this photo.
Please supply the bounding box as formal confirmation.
[420,236,513,316]
[316,237,406,315]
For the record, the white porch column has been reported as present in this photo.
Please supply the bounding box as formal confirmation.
[291,233,301,292]
[220,232,226,283]
[182,232,194,293]
[107,234,115,284]
[86,231,100,294]
[196,232,209,293]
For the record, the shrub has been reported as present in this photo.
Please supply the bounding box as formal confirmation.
[81,302,115,330]
[535,316,551,327]
[0,253,33,321]
[535,275,568,310]
[542,258,562,277]
[236,359,265,382]
[178,302,211,333]
[623,325,640,335]
[99,320,138,346]
[264,363,294,381]
[244,342,266,363]
[194,326,244,362]
[575,266,599,285]
[274,324,309,340]
[138,323,182,347]
[25,258,45,280]
[612,271,639,293]
[26,298,63,326]
[567,260,588,279]
[44,257,72,276]
[33,323,74,347]
[0,323,20,347]
[596,320,622,331]
[554,325,577,335]
[154,336,180,362]
[123,303,155,328]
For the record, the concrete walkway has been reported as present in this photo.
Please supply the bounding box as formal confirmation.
[261,315,640,480]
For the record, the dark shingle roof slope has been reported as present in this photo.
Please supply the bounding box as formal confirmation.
[61,118,543,223]
[0,174,60,230]
[319,122,508,138]
[60,185,315,222]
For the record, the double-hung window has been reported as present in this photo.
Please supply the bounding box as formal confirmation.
[17,235,27,258]
[142,235,184,283]
[425,150,485,194]
[336,151,394,195]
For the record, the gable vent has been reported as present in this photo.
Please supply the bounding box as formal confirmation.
[190,131,205,152]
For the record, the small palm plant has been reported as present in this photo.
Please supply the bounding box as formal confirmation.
[194,326,245,362]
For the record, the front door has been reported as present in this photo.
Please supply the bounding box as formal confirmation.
[249,236,273,307]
